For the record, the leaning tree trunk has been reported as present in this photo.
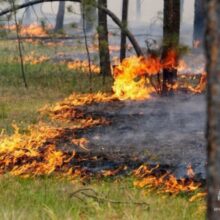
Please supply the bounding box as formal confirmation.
[54,1,65,32]
[98,0,111,81]
[205,0,220,219]
[162,0,180,94]
[120,0,129,62]
[193,0,205,45]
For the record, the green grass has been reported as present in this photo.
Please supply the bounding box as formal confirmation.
[0,176,205,220]
[0,46,113,133]
[0,41,206,219]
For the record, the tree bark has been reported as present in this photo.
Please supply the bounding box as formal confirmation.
[205,0,220,219]
[162,0,180,94]
[120,0,129,62]
[98,0,111,79]
[54,1,65,32]
[193,0,205,44]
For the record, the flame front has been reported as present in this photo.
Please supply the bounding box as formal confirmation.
[3,23,51,37]
[133,165,202,195]
[113,51,206,100]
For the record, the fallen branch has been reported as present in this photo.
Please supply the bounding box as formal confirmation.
[70,188,150,208]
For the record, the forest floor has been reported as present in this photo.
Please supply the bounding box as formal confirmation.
[0,40,206,219]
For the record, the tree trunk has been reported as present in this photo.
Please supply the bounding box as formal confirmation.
[80,0,97,32]
[54,2,65,32]
[136,0,141,21]
[180,0,184,21]
[23,0,32,25]
[193,0,205,44]
[0,0,143,56]
[205,1,220,219]
[120,0,129,62]
[162,0,180,94]
[98,0,111,80]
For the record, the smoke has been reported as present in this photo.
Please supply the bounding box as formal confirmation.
[76,94,206,175]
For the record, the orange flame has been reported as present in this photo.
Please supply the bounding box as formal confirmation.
[67,60,100,74]
[113,50,206,100]
[0,123,74,177]
[133,165,201,195]
[113,56,160,100]
[24,52,49,64]
[2,23,51,37]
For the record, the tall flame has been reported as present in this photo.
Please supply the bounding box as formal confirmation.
[113,56,160,100]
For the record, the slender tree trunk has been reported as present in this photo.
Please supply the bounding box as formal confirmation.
[120,0,129,62]
[98,0,111,81]
[136,0,141,21]
[180,0,184,21]
[80,0,96,32]
[193,0,205,44]
[54,2,65,32]
[23,0,31,25]
[162,0,180,94]
[205,0,220,219]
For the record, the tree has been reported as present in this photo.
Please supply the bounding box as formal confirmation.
[162,0,180,94]
[97,0,111,81]
[205,0,220,219]
[80,0,96,32]
[0,0,143,57]
[120,0,129,62]
[193,0,205,45]
[136,0,141,21]
[54,2,65,32]
[23,0,32,25]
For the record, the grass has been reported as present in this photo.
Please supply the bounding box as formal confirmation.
[0,41,113,133]
[0,40,206,219]
[0,176,205,220]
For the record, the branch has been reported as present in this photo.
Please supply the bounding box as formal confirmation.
[0,0,143,56]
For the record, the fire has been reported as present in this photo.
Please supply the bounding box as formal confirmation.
[2,23,51,37]
[67,60,100,74]
[0,123,74,177]
[133,165,202,195]
[113,50,206,100]
[113,56,160,100]
[40,92,116,122]
[24,52,49,64]
[162,49,178,69]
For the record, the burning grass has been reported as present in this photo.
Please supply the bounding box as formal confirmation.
[0,123,75,177]
[133,165,204,198]
[0,90,206,202]
[112,52,206,100]
[67,60,100,74]
[2,23,52,37]
[0,38,207,218]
